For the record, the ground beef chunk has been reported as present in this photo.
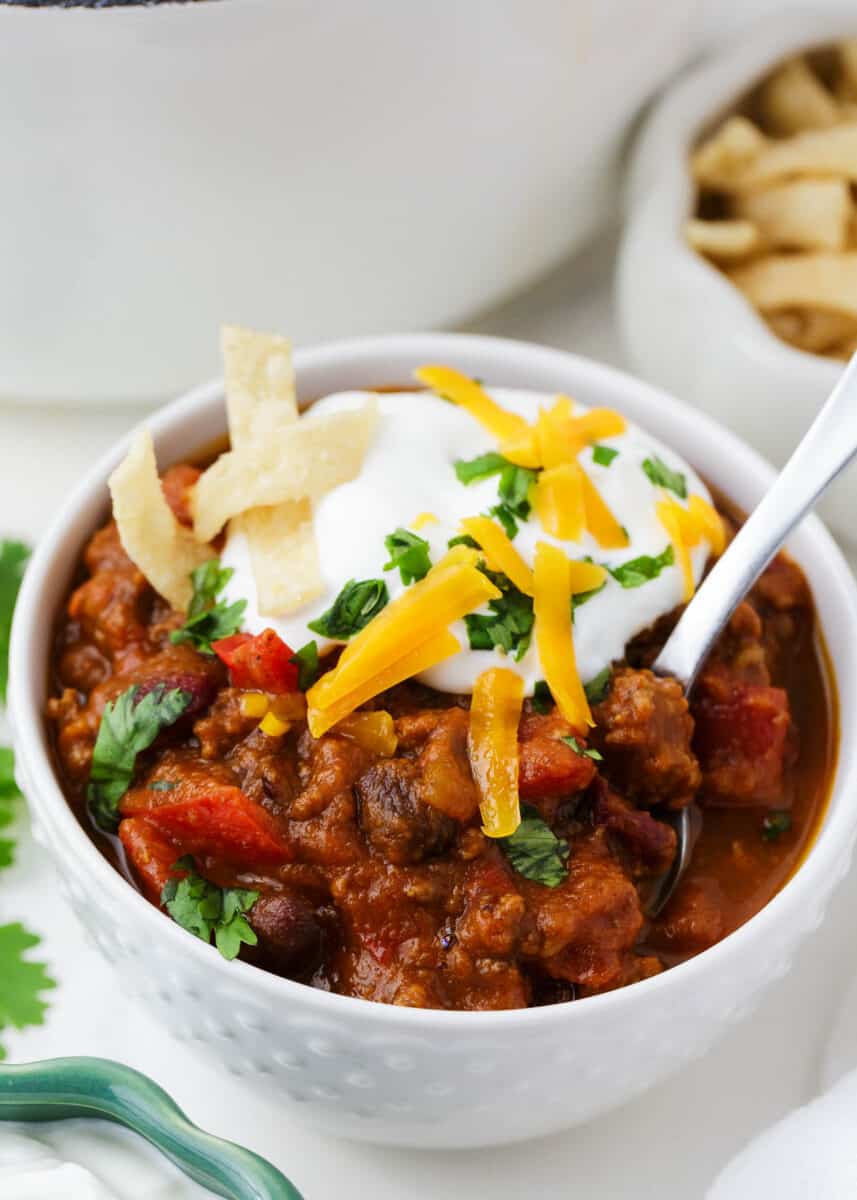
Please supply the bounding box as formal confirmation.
[194,689,260,759]
[395,708,479,821]
[692,666,793,806]
[590,779,677,879]
[160,463,201,527]
[67,563,150,660]
[356,759,457,865]
[591,668,701,808]
[227,728,302,815]
[131,643,225,716]
[519,829,645,996]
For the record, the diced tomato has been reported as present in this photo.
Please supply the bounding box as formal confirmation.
[125,784,292,867]
[518,711,597,799]
[119,817,183,903]
[212,628,299,693]
[693,681,792,806]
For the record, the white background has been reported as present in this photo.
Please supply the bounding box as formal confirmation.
[3,233,857,1198]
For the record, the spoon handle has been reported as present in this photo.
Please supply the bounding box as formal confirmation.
[653,352,857,691]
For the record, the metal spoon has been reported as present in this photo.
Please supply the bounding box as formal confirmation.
[646,352,857,917]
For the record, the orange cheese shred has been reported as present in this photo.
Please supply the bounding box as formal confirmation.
[460,516,534,595]
[307,631,460,738]
[657,493,726,602]
[532,464,585,541]
[414,365,531,445]
[533,542,593,732]
[468,667,525,838]
[580,470,629,549]
[688,494,727,556]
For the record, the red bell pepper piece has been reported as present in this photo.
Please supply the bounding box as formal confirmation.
[212,628,299,693]
[127,784,292,867]
[119,817,183,904]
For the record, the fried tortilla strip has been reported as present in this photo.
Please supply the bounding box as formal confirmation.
[839,40,857,100]
[193,400,378,543]
[756,57,840,135]
[221,325,322,615]
[732,124,857,192]
[109,430,213,612]
[222,324,297,445]
[766,307,857,353]
[732,178,852,251]
[691,116,768,189]
[685,218,762,260]
[729,253,857,321]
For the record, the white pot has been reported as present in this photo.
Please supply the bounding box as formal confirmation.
[0,0,696,405]
[10,333,857,1148]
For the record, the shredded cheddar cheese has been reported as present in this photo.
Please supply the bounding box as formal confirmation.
[459,516,534,595]
[580,470,630,549]
[533,542,598,731]
[469,667,525,838]
[657,493,726,601]
[414,365,531,445]
[532,464,585,541]
[411,512,439,531]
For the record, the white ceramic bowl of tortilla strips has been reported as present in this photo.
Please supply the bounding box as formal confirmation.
[617,9,857,546]
[9,333,857,1149]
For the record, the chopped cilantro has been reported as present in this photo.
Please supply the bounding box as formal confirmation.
[592,445,619,467]
[170,559,246,655]
[383,527,432,585]
[308,578,388,640]
[584,666,612,705]
[498,463,538,519]
[0,922,55,1061]
[609,544,674,589]
[88,684,191,832]
[454,452,509,485]
[447,534,480,550]
[531,680,553,714]
[500,805,569,887]
[572,578,607,613]
[290,640,320,691]
[562,735,603,762]
[0,540,30,703]
[762,811,792,842]
[465,570,534,660]
[642,455,687,499]
[162,857,259,961]
[489,503,520,540]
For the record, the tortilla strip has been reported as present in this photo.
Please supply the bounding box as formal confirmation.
[731,125,857,192]
[766,307,857,354]
[222,324,297,446]
[691,116,768,189]
[729,253,857,320]
[732,178,852,252]
[109,430,213,612]
[756,58,840,136]
[221,325,323,614]
[685,218,762,260]
[233,503,322,616]
[193,401,378,543]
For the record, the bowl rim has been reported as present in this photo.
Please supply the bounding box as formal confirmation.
[624,7,857,383]
[10,330,857,1032]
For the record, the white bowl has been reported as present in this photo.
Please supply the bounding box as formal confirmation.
[0,0,697,406]
[617,9,857,545]
[9,333,857,1149]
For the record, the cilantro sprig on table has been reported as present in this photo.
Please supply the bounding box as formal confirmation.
[0,746,22,870]
[500,805,570,887]
[161,857,259,961]
[0,540,30,703]
[170,559,246,655]
[88,684,191,832]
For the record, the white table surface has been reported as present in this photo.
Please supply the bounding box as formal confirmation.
[3,232,856,1200]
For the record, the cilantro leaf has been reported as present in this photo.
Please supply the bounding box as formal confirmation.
[592,445,619,467]
[498,463,537,519]
[170,559,246,655]
[448,534,480,550]
[488,503,520,540]
[531,680,553,714]
[0,748,21,872]
[562,734,603,761]
[0,540,30,704]
[465,570,534,660]
[642,455,687,499]
[609,544,674,589]
[383,527,432,585]
[290,640,320,691]
[0,923,56,1060]
[162,858,259,962]
[454,452,510,485]
[500,805,569,887]
[584,666,612,705]
[308,579,388,640]
[762,811,792,842]
[88,684,191,832]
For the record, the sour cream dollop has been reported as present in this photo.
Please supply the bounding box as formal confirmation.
[0,1120,217,1199]
[222,387,714,694]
